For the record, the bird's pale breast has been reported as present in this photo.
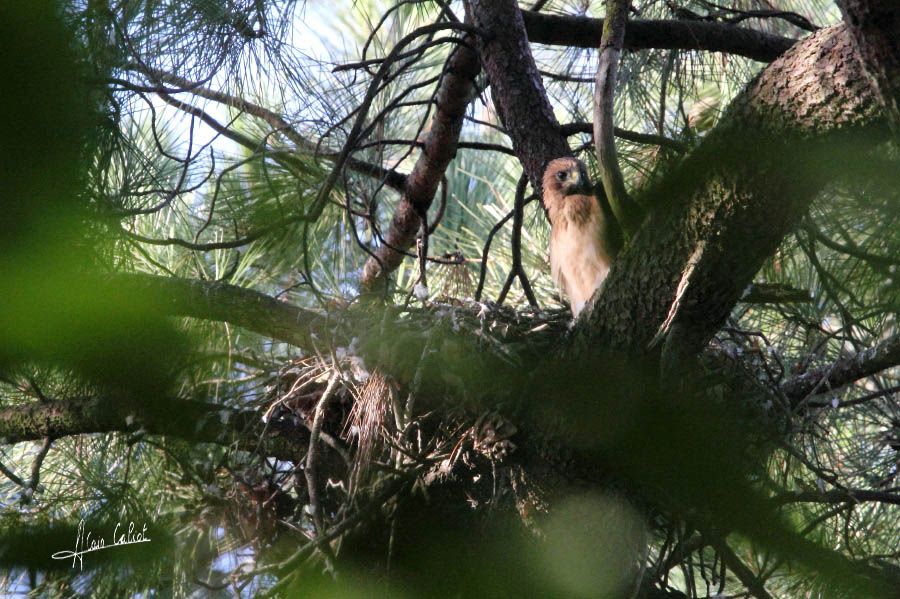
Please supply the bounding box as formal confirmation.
[550,196,612,317]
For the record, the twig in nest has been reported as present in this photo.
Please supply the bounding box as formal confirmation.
[345,370,394,494]
[305,371,342,567]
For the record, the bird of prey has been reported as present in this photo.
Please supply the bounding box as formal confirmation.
[543,157,620,318]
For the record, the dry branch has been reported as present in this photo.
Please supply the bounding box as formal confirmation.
[782,333,900,400]
[361,38,481,290]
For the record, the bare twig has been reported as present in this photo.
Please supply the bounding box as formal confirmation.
[713,540,774,599]
[560,121,687,153]
[475,206,516,302]
[313,22,484,222]
[0,458,25,487]
[305,372,342,562]
[496,174,538,308]
[128,68,407,191]
[23,437,52,503]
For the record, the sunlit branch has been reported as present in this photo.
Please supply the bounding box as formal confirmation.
[361,32,482,290]
[837,0,900,129]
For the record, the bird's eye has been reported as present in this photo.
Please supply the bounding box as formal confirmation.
[556,171,568,181]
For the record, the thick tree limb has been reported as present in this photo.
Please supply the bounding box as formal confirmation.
[89,274,557,404]
[0,396,308,460]
[106,273,323,349]
[360,39,480,289]
[522,10,796,62]
[781,333,900,400]
[838,0,900,127]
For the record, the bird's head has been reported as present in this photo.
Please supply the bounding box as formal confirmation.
[543,157,592,200]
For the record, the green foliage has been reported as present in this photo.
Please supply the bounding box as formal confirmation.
[0,1,898,598]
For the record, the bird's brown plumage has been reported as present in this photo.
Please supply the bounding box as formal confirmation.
[543,157,614,318]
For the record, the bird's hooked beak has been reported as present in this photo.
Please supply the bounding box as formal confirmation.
[564,166,592,196]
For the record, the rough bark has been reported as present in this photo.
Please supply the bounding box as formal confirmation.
[463,4,888,367]
[838,0,900,127]
[360,40,481,289]
[521,10,796,62]
[464,0,571,193]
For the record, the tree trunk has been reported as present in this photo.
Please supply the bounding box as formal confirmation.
[838,0,900,127]
[464,0,571,194]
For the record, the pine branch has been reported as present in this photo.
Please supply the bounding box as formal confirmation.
[522,10,797,62]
